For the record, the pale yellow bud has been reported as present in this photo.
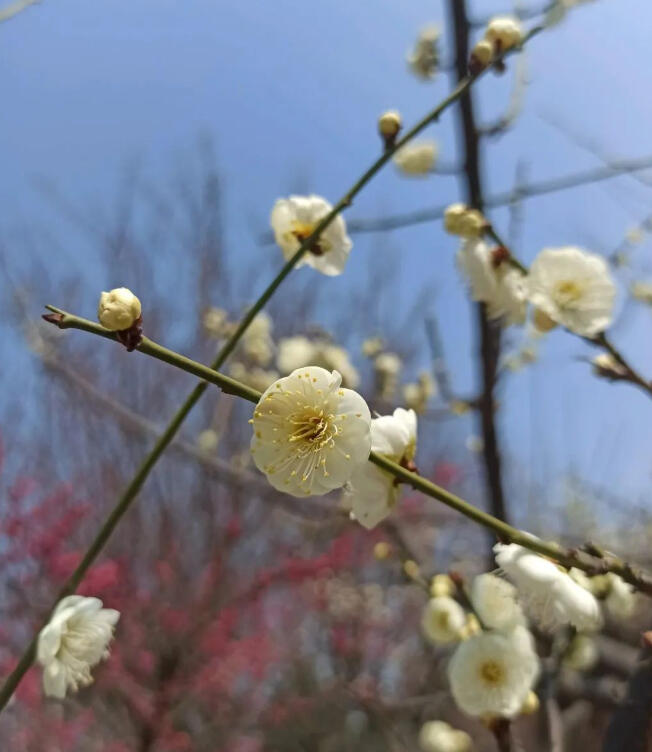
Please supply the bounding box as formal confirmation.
[520,691,540,715]
[373,541,391,561]
[443,203,486,238]
[485,16,523,51]
[532,307,558,333]
[471,39,494,68]
[196,428,219,453]
[378,110,402,139]
[430,573,455,598]
[97,287,141,331]
[403,559,421,580]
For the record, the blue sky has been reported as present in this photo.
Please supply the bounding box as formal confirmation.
[2,0,652,522]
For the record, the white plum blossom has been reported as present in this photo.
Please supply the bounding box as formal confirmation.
[458,239,527,325]
[37,596,120,699]
[495,543,603,631]
[242,312,274,366]
[605,574,637,619]
[471,573,525,631]
[276,336,359,388]
[97,287,141,331]
[444,203,486,238]
[393,140,438,176]
[250,367,371,497]
[418,720,472,752]
[485,16,523,51]
[525,247,616,336]
[270,195,352,276]
[345,408,417,528]
[421,596,466,644]
[447,625,539,718]
[407,25,440,80]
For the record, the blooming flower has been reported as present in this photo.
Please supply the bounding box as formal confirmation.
[37,596,120,699]
[418,720,472,752]
[525,247,616,336]
[393,141,438,176]
[495,543,603,631]
[447,625,539,718]
[407,25,440,80]
[421,596,466,644]
[250,366,371,497]
[270,195,352,276]
[97,287,141,331]
[485,16,523,51]
[457,239,527,325]
[470,573,525,631]
[345,408,417,528]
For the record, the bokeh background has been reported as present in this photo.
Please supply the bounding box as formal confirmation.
[1,0,652,750]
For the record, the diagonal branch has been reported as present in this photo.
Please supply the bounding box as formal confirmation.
[0,0,39,23]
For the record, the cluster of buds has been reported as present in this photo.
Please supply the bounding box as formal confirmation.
[444,203,487,239]
[470,15,523,74]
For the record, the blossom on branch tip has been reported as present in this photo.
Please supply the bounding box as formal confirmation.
[421,596,466,644]
[448,625,539,718]
[378,110,402,148]
[250,366,371,497]
[485,16,523,52]
[470,39,494,73]
[393,140,438,176]
[525,247,616,337]
[494,543,603,631]
[270,195,352,276]
[37,596,120,699]
[97,287,141,331]
[345,407,417,528]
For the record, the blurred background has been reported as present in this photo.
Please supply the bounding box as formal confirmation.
[1,0,652,749]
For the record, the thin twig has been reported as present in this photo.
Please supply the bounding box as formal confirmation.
[0,0,39,23]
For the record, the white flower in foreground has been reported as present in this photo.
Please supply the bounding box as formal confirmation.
[97,287,141,331]
[37,596,120,699]
[393,140,438,176]
[458,239,527,325]
[250,367,371,497]
[448,625,539,718]
[346,408,416,528]
[419,720,472,752]
[421,596,466,644]
[605,574,637,619]
[525,247,616,336]
[495,543,603,631]
[471,573,525,631]
[485,16,523,51]
[407,25,440,80]
[270,195,352,276]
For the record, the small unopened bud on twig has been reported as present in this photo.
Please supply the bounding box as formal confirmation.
[592,353,627,381]
[430,573,455,598]
[98,287,143,351]
[444,203,486,238]
[378,110,402,149]
[520,691,540,715]
[469,39,494,74]
[485,16,523,53]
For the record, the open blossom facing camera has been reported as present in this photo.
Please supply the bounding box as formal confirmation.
[448,625,539,718]
[471,573,525,631]
[250,367,371,497]
[37,596,120,699]
[458,239,527,325]
[421,596,466,644]
[97,287,141,331]
[345,408,417,528]
[393,140,438,176]
[526,247,616,336]
[495,543,603,631]
[270,195,352,276]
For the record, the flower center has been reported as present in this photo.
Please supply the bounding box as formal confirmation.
[479,659,505,686]
[289,408,334,449]
[553,279,583,308]
[289,221,332,256]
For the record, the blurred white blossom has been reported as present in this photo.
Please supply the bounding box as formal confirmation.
[277,336,359,388]
[421,596,466,644]
[485,16,523,51]
[407,25,440,80]
[393,140,438,176]
[471,573,525,631]
[418,720,472,752]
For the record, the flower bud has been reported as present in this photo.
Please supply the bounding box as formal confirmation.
[592,353,626,380]
[520,690,540,715]
[98,287,141,331]
[444,203,486,238]
[430,573,455,598]
[403,559,421,580]
[373,541,391,560]
[378,110,402,148]
[470,39,494,73]
[485,16,523,52]
[532,307,558,333]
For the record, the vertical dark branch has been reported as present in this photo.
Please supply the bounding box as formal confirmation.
[445,0,509,529]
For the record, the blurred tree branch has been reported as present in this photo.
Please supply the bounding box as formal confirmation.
[0,0,39,23]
